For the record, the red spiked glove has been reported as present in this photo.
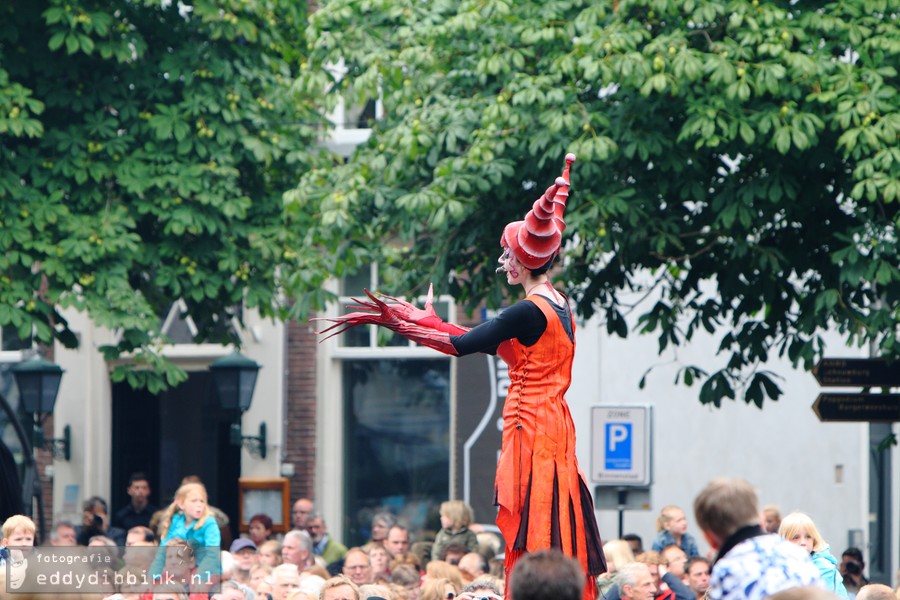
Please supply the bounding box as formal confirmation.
[313,289,461,356]
[378,284,470,336]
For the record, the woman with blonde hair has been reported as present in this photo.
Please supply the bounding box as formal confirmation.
[778,512,848,597]
[319,575,361,600]
[597,539,635,595]
[425,561,463,593]
[420,577,460,600]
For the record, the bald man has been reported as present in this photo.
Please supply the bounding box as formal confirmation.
[857,584,896,600]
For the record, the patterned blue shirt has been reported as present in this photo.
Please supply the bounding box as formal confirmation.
[710,534,823,600]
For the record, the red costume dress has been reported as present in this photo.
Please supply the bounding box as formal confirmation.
[314,152,605,598]
[493,294,605,600]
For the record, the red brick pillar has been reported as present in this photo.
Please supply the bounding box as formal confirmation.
[284,319,318,504]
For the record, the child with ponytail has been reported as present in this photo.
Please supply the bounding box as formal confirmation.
[150,482,220,591]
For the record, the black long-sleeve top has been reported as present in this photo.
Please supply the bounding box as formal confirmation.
[449,296,573,356]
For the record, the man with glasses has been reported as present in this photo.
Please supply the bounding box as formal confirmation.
[342,547,374,586]
[661,545,689,584]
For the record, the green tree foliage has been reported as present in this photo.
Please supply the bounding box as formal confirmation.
[0,0,326,390]
[296,0,899,406]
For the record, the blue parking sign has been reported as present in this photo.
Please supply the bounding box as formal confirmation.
[592,406,651,485]
[605,423,632,470]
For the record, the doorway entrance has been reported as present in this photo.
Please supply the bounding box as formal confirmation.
[111,371,240,543]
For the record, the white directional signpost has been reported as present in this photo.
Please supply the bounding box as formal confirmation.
[591,405,652,537]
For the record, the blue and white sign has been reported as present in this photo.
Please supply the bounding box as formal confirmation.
[591,406,652,485]
[604,423,632,470]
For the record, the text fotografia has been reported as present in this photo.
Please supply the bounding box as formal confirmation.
[4,546,221,594]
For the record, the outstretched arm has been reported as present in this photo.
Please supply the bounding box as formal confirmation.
[314,289,460,355]
[315,290,549,357]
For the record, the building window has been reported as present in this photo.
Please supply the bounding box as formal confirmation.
[342,358,450,545]
[338,264,453,349]
[1,324,32,353]
[335,264,454,545]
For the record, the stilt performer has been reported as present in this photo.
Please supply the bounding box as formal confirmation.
[316,153,607,599]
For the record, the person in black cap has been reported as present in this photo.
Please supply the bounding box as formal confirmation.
[230,537,257,586]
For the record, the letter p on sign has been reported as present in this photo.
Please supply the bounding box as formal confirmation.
[605,423,632,470]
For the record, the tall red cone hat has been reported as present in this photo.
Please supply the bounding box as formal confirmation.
[501,153,575,270]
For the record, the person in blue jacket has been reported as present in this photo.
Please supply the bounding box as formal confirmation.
[651,506,700,558]
[150,482,221,591]
[779,511,849,598]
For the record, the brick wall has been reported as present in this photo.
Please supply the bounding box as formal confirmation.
[36,413,55,542]
[284,318,318,504]
[37,345,56,542]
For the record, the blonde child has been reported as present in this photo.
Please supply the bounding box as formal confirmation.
[0,515,35,567]
[778,512,848,597]
[651,505,700,557]
[259,539,284,567]
[150,482,221,586]
[432,500,478,562]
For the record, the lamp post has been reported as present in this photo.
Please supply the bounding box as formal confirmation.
[0,353,65,539]
[12,355,71,460]
[209,351,266,459]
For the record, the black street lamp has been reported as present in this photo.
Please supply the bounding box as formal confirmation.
[12,355,70,460]
[12,355,63,415]
[209,351,266,459]
[0,353,66,538]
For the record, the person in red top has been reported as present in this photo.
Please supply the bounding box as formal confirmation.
[317,153,606,600]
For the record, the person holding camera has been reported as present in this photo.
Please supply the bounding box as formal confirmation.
[840,547,869,599]
[77,496,125,546]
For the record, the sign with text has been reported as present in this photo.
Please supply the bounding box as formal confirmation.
[3,546,221,595]
[812,358,900,387]
[812,393,900,422]
[591,405,652,486]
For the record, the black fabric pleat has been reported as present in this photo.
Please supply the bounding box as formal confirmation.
[550,469,561,549]
[579,477,608,575]
[513,473,532,551]
[569,496,578,556]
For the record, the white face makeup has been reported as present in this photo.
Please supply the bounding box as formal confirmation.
[497,248,521,279]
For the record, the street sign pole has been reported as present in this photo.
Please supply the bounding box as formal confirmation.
[592,406,653,538]
[811,354,899,584]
